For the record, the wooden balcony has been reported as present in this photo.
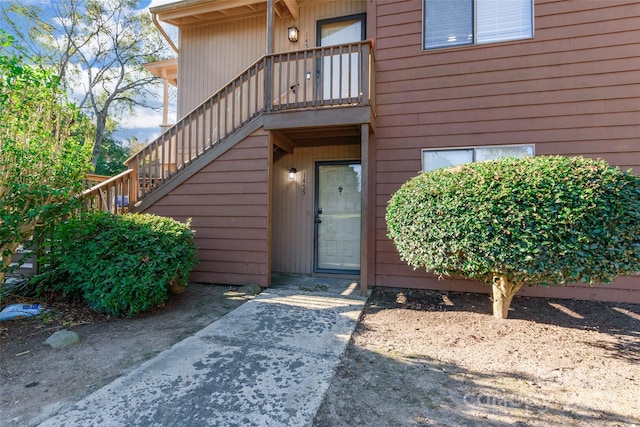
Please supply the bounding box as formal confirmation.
[83,40,375,214]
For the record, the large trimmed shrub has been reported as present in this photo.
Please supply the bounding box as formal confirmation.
[386,156,640,319]
[40,212,197,316]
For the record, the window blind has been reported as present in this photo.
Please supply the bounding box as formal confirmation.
[424,0,473,50]
[477,0,533,44]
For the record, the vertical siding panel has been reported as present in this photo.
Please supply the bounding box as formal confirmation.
[274,1,366,52]
[272,142,361,275]
[179,16,266,116]
[179,1,367,118]
[373,0,640,301]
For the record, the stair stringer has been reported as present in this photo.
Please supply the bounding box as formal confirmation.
[132,114,265,213]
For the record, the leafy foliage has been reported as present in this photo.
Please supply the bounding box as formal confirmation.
[94,132,130,176]
[0,31,93,286]
[386,156,640,316]
[38,212,198,317]
[1,0,170,166]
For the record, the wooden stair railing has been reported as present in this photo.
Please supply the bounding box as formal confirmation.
[85,174,111,189]
[124,54,269,205]
[83,41,374,214]
[82,169,134,214]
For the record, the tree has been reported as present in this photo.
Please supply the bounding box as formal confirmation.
[1,0,169,166]
[95,132,131,176]
[386,156,640,319]
[0,32,93,288]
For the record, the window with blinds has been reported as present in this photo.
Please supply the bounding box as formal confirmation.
[423,0,533,50]
[421,145,534,172]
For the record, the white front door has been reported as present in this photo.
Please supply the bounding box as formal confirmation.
[315,162,361,273]
[318,14,365,101]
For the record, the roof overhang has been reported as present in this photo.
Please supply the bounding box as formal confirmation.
[151,0,299,27]
[144,59,178,86]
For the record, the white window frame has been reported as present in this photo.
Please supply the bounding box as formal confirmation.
[422,0,534,51]
[421,144,535,172]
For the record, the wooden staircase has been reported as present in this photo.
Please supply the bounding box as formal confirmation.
[83,41,375,213]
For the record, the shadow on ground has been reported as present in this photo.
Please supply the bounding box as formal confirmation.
[366,287,640,363]
[316,346,637,427]
[314,287,640,427]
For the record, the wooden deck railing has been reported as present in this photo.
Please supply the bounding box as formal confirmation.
[84,40,374,213]
[82,169,134,214]
[85,174,111,189]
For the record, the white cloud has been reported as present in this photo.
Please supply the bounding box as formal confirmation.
[148,0,178,8]
[114,125,162,145]
[121,108,163,129]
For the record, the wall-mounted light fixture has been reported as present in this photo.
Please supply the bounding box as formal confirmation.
[289,167,297,179]
[288,26,299,43]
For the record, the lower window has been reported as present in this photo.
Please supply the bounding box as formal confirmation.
[421,144,534,172]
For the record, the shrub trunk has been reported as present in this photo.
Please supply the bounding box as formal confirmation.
[491,276,524,319]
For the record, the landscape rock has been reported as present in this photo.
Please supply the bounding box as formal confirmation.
[44,330,80,349]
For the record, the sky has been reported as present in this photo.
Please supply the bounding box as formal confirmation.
[0,0,180,144]
[127,0,178,143]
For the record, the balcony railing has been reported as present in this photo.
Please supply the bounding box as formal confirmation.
[268,41,374,111]
[84,40,374,213]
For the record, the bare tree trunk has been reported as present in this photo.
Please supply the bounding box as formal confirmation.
[491,276,524,319]
[91,111,108,167]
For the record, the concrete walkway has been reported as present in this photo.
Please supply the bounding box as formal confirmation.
[39,276,367,427]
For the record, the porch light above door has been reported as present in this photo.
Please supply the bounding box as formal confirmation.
[288,26,299,42]
[289,167,297,179]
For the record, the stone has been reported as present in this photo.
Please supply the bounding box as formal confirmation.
[44,330,80,349]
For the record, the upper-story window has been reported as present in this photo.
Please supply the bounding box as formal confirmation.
[423,0,533,50]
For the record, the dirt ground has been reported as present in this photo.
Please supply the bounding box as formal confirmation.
[314,288,640,427]
[0,283,254,427]
[1,284,639,427]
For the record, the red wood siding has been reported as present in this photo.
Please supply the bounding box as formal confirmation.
[370,0,640,302]
[144,130,270,286]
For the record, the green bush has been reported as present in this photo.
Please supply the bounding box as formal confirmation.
[0,31,93,288]
[39,212,197,316]
[386,156,640,318]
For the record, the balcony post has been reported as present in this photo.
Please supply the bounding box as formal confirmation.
[266,0,274,54]
[265,0,274,112]
[265,58,273,113]
[129,161,139,208]
[361,42,370,105]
